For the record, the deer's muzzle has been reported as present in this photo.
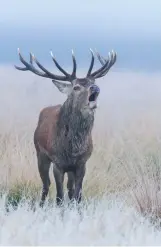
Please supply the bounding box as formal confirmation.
[89,85,100,102]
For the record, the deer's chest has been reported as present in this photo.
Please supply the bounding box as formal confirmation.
[52,139,93,172]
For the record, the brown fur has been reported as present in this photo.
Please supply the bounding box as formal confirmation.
[34,105,61,154]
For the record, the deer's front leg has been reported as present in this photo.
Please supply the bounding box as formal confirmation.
[67,172,75,200]
[73,165,86,203]
[53,165,64,206]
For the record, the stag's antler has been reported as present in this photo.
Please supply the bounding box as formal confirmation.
[86,49,116,79]
[15,48,77,82]
[94,49,117,77]
[15,48,117,82]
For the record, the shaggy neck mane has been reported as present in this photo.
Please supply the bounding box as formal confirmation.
[56,98,94,155]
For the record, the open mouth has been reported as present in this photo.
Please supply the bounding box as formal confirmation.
[88,92,99,109]
[89,92,99,102]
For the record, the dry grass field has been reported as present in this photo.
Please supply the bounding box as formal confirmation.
[0,66,161,244]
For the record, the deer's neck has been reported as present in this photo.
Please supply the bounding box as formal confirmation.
[56,101,94,155]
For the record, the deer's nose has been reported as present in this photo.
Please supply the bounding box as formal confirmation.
[90,84,100,94]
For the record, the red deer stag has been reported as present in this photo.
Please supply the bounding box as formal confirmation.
[15,48,117,206]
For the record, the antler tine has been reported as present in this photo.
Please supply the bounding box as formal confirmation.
[86,48,95,77]
[14,48,50,77]
[14,49,28,71]
[103,50,117,70]
[33,53,69,81]
[91,50,117,79]
[95,49,107,66]
[14,64,28,71]
[71,49,77,79]
[90,53,112,78]
[95,51,117,78]
[50,51,70,77]
[94,50,117,78]
[97,55,115,78]
[96,51,116,78]
[14,48,29,71]
[29,52,33,64]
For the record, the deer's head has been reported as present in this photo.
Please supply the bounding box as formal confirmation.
[15,49,116,114]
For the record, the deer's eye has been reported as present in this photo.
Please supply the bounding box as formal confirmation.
[73,85,81,91]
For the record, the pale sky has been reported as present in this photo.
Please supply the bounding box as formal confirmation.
[1,0,161,37]
[1,0,161,71]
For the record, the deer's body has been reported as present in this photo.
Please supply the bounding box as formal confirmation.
[34,105,61,155]
[35,103,93,168]
[15,48,117,206]
[34,94,94,204]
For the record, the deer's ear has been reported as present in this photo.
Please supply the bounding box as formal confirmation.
[52,80,72,94]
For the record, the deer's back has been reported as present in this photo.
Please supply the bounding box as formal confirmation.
[34,104,61,154]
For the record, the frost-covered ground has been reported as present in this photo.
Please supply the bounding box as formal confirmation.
[1,196,161,245]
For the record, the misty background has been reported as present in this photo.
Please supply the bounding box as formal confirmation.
[0,0,161,127]
[0,0,161,72]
